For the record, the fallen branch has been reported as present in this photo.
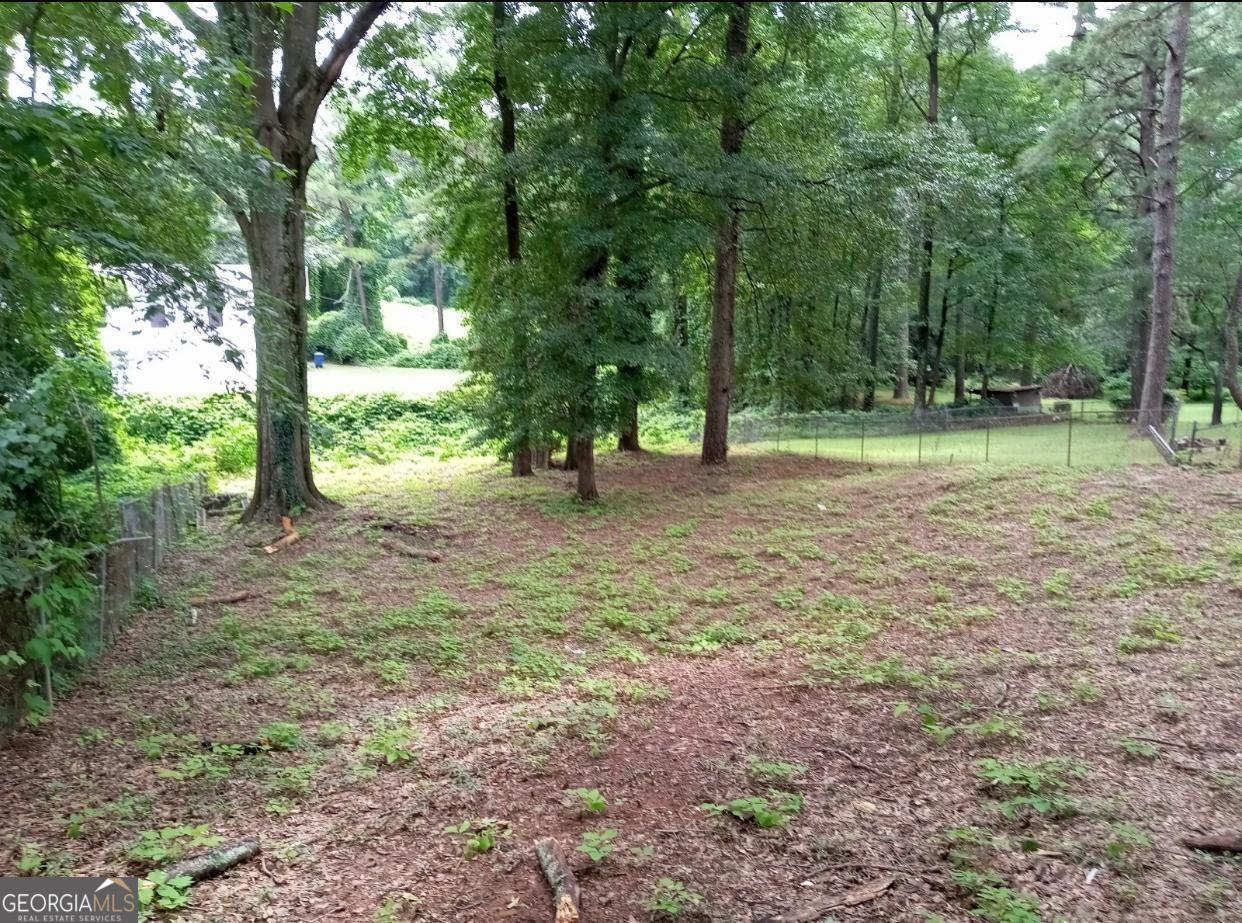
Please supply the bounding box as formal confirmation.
[1183,831,1242,854]
[263,517,300,555]
[534,837,581,922]
[820,745,873,774]
[187,591,254,607]
[379,538,442,562]
[758,875,895,923]
[159,836,261,883]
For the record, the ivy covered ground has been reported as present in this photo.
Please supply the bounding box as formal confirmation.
[2,451,1240,922]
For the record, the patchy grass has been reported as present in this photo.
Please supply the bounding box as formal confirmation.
[1,450,1239,922]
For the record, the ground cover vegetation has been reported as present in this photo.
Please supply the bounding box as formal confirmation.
[2,2,1242,920]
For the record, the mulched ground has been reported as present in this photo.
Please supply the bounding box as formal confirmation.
[2,451,1240,922]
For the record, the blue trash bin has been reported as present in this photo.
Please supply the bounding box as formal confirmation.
[313,351,325,369]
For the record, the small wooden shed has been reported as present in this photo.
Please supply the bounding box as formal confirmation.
[969,384,1043,411]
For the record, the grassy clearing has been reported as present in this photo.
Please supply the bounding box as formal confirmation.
[750,418,1165,467]
[305,363,465,398]
[2,449,1239,921]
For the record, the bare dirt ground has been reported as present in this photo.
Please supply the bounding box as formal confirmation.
[2,451,1240,922]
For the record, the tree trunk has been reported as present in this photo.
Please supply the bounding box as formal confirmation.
[493,0,532,475]
[894,317,909,399]
[863,262,883,411]
[1130,53,1159,409]
[433,259,445,335]
[340,198,370,329]
[618,370,641,451]
[512,446,533,477]
[928,250,956,406]
[1211,363,1224,425]
[1138,1,1191,433]
[953,297,966,404]
[912,2,943,413]
[701,2,750,465]
[576,435,598,502]
[1223,264,1242,411]
[564,436,579,471]
[241,163,333,523]
[189,0,390,523]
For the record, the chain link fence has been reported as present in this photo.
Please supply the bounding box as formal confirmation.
[712,403,1241,469]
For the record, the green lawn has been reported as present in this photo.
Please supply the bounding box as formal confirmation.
[751,417,1165,468]
[306,362,465,398]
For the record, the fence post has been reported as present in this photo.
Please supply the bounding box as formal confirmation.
[860,418,865,463]
[917,416,923,466]
[814,419,819,460]
[1066,411,1073,468]
[1187,421,1197,466]
[97,551,108,653]
[35,576,53,711]
[985,418,991,463]
[776,414,782,452]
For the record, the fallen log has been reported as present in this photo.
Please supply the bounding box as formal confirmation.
[758,875,895,923]
[187,591,254,607]
[379,538,442,562]
[534,837,581,923]
[263,517,299,555]
[159,837,261,883]
[1183,831,1242,854]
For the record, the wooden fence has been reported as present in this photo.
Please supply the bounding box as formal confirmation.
[1,475,205,742]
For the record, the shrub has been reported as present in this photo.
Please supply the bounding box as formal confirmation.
[392,334,467,369]
[307,311,406,365]
[204,422,256,474]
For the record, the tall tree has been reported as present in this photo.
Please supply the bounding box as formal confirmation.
[171,2,389,522]
[1137,1,1191,431]
[701,2,751,465]
[491,0,533,478]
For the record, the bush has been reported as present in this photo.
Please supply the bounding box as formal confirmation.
[205,422,257,475]
[391,334,466,370]
[121,392,482,473]
[307,311,406,365]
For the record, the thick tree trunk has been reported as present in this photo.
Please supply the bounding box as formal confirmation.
[241,166,333,524]
[1138,1,1191,433]
[198,0,389,523]
[576,435,598,502]
[618,369,641,452]
[701,2,750,465]
[863,262,883,411]
[512,446,533,476]
[564,436,579,471]
[433,259,445,335]
[1130,54,1159,409]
